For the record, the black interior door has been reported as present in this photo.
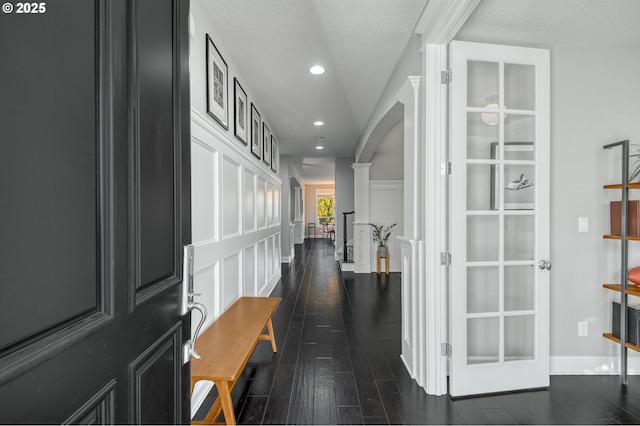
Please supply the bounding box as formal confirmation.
[0,0,191,423]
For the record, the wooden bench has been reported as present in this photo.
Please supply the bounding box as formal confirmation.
[191,296,280,425]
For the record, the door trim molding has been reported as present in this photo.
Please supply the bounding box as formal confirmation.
[415,0,481,45]
[0,314,111,386]
[409,0,482,397]
[421,43,449,396]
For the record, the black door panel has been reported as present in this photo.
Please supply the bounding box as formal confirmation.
[0,0,191,423]
[0,0,98,354]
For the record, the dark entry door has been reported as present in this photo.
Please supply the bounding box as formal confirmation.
[0,0,191,423]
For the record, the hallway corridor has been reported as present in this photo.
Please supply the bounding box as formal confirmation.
[193,240,640,425]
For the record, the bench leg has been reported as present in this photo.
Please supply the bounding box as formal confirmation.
[214,380,236,426]
[267,318,277,352]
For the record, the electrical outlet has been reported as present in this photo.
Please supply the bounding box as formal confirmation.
[578,321,588,336]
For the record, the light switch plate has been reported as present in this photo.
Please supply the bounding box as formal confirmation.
[579,217,588,233]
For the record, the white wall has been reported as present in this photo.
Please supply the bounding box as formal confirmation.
[356,34,422,163]
[368,120,404,272]
[370,181,404,272]
[370,120,404,180]
[189,0,281,331]
[550,45,640,370]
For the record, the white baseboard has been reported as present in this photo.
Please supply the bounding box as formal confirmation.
[281,256,291,263]
[260,273,280,297]
[400,355,416,379]
[339,262,355,272]
[551,356,640,375]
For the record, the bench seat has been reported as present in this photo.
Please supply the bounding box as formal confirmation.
[191,296,280,425]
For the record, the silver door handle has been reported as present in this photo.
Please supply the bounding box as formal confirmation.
[183,301,207,364]
[538,260,552,270]
[187,302,207,359]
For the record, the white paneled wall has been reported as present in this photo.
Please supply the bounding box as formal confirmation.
[258,178,266,230]
[222,157,242,238]
[191,109,281,332]
[222,251,241,311]
[243,170,256,232]
[242,245,256,296]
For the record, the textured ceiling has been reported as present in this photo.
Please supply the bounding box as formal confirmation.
[200,0,640,185]
[200,0,428,164]
[455,0,640,49]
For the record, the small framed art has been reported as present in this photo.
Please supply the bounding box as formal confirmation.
[271,136,278,172]
[233,78,248,145]
[262,123,271,166]
[206,34,228,129]
[250,103,261,159]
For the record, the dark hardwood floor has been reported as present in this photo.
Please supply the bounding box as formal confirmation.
[194,239,640,425]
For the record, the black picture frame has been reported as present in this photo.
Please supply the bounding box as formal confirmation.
[250,103,261,159]
[262,123,271,166]
[233,78,248,145]
[271,136,278,172]
[206,34,229,129]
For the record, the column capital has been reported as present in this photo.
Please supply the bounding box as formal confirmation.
[351,162,372,170]
[396,76,421,104]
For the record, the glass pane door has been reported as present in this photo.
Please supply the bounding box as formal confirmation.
[450,41,550,397]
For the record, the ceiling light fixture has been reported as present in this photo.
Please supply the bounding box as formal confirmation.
[314,121,324,126]
[309,65,325,75]
[315,146,324,150]
[480,102,508,126]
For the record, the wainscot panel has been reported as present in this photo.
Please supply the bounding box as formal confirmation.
[191,109,281,333]
[191,141,217,243]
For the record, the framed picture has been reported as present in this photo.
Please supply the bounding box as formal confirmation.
[233,78,248,145]
[270,136,278,172]
[490,142,535,210]
[262,123,271,166]
[206,34,228,129]
[250,103,261,159]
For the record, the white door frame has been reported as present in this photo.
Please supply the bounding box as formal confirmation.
[413,0,481,396]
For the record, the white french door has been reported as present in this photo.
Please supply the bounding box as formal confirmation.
[449,41,551,397]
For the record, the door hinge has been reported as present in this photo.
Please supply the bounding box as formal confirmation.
[441,70,452,84]
[440,252,451,265]
[441,343,452,357]
[440,161,451,176]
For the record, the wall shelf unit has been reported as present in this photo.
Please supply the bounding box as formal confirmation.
[603,235,640,241]
[603,283,640,297]
[602,139,634,384]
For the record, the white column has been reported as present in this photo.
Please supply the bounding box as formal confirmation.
[396,76,421,240]
[352,163,372,273]
[396,77,421,380]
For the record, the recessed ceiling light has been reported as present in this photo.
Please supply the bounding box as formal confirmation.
[314,121,324,126]
[309,65,325,75]
[315,146,324,150]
